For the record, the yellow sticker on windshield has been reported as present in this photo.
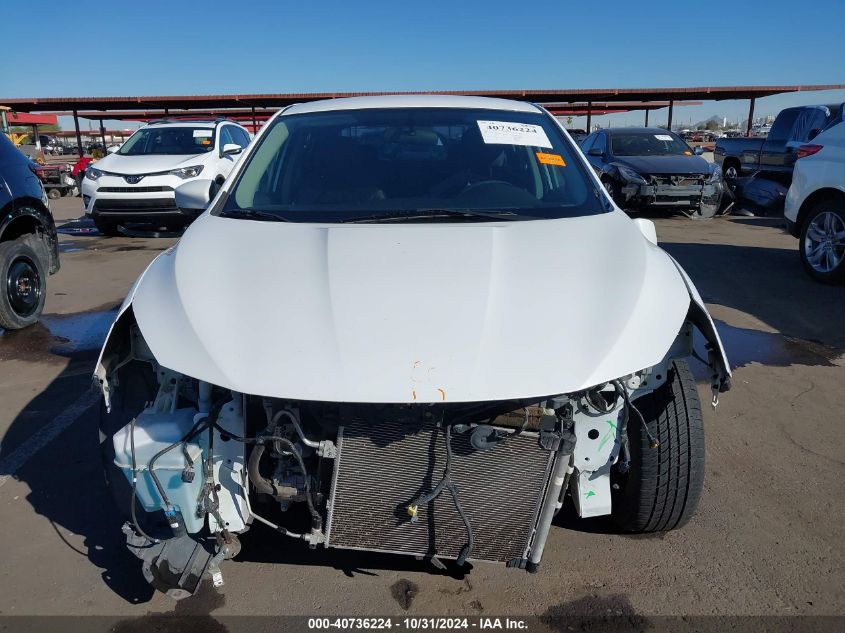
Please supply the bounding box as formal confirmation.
[200,139,211,145]
[536,152,565,166]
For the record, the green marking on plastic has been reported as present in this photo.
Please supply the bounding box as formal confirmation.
[597,419,618,452]
[585,491,596,498]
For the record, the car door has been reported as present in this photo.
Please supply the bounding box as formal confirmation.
[758,107,802,174]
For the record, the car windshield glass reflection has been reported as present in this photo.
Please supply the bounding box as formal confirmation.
[219,108,606,223]
[610,132,692,156]
[119,127,215,156]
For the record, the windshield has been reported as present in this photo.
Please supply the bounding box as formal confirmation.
[118,126,215,156]
[219,107,605,223]
[610,132,692,156]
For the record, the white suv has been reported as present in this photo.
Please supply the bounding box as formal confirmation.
[785,120,845,283]
[81,118,251,235]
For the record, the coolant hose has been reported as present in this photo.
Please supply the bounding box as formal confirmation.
[247,443,275,496]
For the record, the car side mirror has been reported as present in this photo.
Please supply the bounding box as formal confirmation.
[588,147,604,157]
[633,218,658,245]
[221,143,242,157]
[693,146,705,155]
[174,179,214,211]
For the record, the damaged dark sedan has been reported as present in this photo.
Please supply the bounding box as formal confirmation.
[582,128,723,218]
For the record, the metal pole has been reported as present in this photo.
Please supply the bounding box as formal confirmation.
[586,101,592,133]
[0,109,8,133]
[667,99,674,130]
[100,120,107,151]
[73,110,83,157]
[251,106,257,133]
[644,109,649,126]
[746,97,756,137]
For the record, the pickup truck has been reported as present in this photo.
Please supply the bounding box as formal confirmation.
[714,104,843,181]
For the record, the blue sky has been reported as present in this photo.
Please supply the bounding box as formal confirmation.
[2,0,843,129]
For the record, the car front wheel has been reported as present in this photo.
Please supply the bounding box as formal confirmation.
[610,359,705,533]
[799,202,845,284]
[0,237,47,330]
[601,177,623,207]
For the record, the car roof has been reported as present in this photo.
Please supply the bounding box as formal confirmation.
[140,119,243,129]
[283,94,544,116]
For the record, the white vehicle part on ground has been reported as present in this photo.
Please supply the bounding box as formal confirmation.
[98,209,729,404]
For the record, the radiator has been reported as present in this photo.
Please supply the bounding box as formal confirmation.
[325,420,554,564]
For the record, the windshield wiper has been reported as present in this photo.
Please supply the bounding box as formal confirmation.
[340,208,527,223]
[218,209,289,222]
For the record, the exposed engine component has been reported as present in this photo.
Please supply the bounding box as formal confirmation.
[96,307,720,598]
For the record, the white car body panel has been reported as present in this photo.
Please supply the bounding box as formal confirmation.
[97,95,730,405]
[785,122,845,224]
[124,210,691,404]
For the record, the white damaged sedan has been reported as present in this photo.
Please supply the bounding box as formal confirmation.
[94,95,730,597]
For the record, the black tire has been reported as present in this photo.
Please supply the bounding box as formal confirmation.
[611,359,704,532]
[722,160,740,180]
[798,200,845,284]
[601,177,623,207]
[0,237,47,330]
[93,217,122,237]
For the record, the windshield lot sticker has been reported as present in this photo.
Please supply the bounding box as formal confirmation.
[193,130,213,138]
[477,120,552,148]
[654,134,674,141]
[536,152,565,166]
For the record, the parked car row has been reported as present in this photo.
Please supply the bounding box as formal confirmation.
[714,104,843,180]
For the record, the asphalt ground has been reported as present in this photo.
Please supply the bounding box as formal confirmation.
[0,197,843,626]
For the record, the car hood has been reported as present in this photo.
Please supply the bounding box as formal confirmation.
[95,152,207,175]
[613,155,712,175]
[123,211,692,403]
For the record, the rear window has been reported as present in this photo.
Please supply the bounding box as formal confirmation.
[118,126,215,156]
[220,107,605,223]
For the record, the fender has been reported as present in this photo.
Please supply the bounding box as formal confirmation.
[668,255,732,398]
[0,196,60,274]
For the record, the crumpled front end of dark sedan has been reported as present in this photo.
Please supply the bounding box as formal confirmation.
[617,169,724,216]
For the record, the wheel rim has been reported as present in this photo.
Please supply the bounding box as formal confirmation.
[725,165,738,179]
[804,211,845,273]
[6,255,42,318]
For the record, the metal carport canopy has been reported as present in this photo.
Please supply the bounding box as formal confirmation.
[2,84,844,112]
